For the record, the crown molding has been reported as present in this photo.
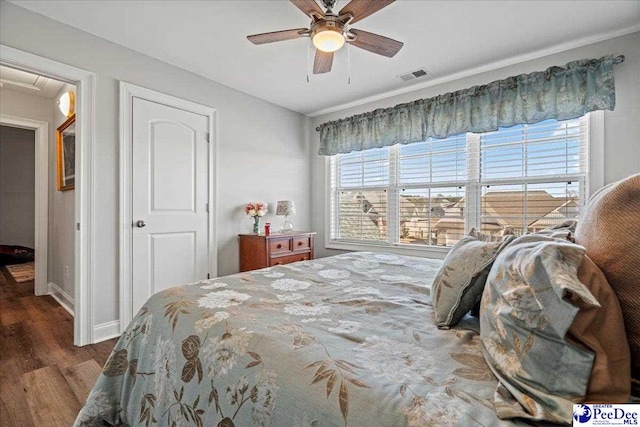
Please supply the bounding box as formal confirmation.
[307,24,640,118]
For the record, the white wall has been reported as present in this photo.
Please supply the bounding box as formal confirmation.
[1,2,310,328]
[310,32,640,259]
[0,125,35,248]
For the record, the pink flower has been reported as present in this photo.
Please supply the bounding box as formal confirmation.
[244,202,268,217]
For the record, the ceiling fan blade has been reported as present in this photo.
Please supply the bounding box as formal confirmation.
[313,50,334,74]
[339,0,395,24]
[290,0,324,17]
[349,29,403,57]
[247,28,308,45]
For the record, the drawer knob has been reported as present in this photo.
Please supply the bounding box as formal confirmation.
[277,244,282,249]
[298,241,303,246]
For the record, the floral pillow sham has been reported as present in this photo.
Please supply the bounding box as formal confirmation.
[432,233,514,329]
[480,234,601,424]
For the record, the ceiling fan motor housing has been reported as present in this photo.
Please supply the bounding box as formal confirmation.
[310,16,345,39]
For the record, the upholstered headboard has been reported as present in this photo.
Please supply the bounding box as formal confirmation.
[574,173,640,386]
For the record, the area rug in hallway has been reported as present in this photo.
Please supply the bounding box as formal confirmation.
[5,262,35,283]
[0,244,35,266]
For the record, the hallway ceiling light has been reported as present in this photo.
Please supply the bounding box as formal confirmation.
[58,91,75,117]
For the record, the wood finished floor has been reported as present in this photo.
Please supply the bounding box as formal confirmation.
[0,267,118,426]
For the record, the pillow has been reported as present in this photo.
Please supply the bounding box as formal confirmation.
[533,219,577,241]
[574,173,640,380]
[569,255,630,402]
[431,233,514,329]
[480,234,599,424]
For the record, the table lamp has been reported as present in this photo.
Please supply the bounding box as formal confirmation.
[276,200,296,232]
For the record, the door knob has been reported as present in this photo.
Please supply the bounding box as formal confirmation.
[136,220,146,228]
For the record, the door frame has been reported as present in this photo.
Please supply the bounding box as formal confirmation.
[0,44,96,346]
[0,116,48,297]
[119,82,217,330]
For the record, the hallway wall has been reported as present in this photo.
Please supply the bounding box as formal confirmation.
[0,125,36,248]
[50,84,77,304]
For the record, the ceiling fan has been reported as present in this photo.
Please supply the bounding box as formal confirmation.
[247,0,403,74]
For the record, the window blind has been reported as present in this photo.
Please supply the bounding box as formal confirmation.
[329,116,589,248]
[478,117,587,237]
[397,135,467,246]
[332,148,389,243]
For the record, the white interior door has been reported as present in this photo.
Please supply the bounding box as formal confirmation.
[131,97,209,315]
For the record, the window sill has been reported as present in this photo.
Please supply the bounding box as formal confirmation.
[326,240,450,260]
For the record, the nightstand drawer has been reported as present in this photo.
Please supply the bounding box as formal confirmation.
[269,252,311,266]
[292,236,310,251]
[269,238,291,254]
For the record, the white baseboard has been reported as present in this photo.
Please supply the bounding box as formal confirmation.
[93,320,121,343]
[48,282,74,316]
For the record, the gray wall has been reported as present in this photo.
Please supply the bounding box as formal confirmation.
[51,83,76,299]
[1,2,310,327]
[0,125,35,248]
[310,32,640,259]
[0,85,77,302]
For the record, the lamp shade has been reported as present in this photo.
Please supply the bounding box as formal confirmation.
[276,200,296,216]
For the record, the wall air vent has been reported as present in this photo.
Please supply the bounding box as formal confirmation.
[397,67,428,82]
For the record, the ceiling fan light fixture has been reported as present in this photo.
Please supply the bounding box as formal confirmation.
[312,29,345,53]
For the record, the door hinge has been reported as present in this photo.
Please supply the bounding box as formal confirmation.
[76,223,80,231]
[207,273,211,279]
[205,133,210,143]
[206,203,209,213]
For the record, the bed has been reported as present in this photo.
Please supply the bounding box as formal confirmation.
[75,251,526,426]
[75,175,639,427]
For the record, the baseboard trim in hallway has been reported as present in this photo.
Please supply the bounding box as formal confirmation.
[48,281,74,316]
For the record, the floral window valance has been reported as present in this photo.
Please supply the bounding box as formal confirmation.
[317,55,625,156]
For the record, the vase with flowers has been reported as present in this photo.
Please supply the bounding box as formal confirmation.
[245,202,268,234]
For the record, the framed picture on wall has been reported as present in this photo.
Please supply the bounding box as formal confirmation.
[56,114,75,191]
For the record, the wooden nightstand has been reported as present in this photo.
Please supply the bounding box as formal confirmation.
[239,231,316,272]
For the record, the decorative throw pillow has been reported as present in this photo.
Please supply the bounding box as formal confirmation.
[431,233,514,329]
[569,255,630,402]
[480,235,601,424]
[574,173,640,380]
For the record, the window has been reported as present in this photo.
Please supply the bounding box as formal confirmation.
[329,115,590,250]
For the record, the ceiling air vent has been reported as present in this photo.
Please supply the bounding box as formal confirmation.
[398,67,428,82]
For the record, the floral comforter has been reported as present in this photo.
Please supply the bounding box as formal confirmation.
[75,252,523,427]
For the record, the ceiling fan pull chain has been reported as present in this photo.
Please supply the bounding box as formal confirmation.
[306,38,310,83]
[347,42,351,85]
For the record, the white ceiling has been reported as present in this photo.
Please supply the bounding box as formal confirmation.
[10,0,640,115]
[0,65,66,98]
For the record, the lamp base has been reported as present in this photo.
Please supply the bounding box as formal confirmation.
[279,216,294,233]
